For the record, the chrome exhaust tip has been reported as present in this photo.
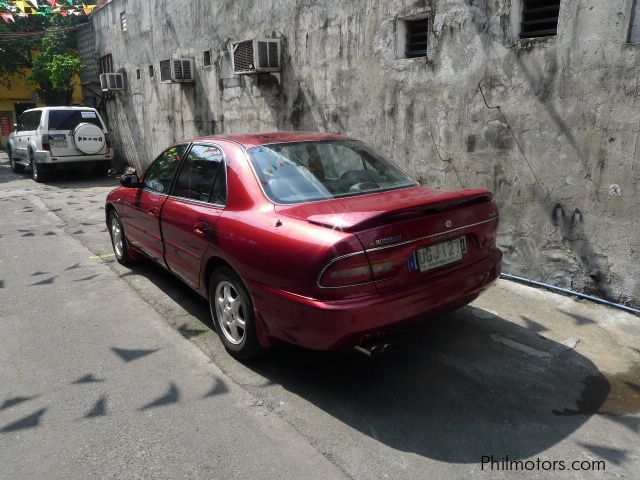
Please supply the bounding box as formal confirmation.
[353,344,383,358]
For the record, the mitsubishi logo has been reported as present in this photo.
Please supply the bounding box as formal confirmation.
[445,220,453,228]
[368,234,403,248]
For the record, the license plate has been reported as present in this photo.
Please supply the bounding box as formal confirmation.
[413,236,467,273]
[50,136,67,148]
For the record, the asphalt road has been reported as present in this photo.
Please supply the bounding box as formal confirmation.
[1,152,639,479]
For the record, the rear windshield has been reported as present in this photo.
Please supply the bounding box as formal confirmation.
[48,110,103,131]
[247,140,417,204]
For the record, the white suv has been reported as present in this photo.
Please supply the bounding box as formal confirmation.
[7,106,113,183]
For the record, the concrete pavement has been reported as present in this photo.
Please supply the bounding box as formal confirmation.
[0,155,347,479]
[0,151,638,479]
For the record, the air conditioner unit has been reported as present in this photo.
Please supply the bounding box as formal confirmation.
[99,73,125,91]
[232,38,281,75]
[160,58,195,83]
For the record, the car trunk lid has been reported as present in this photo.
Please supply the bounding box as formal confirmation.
[276,186,499,293]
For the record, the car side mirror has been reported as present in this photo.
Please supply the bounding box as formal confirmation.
[120,174,142,188]
[13,123,19,132]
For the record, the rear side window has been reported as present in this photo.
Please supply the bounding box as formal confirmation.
[172,144,225,203]
[144,145,187,194]
[48,110,103,130]
[20,111,42,130]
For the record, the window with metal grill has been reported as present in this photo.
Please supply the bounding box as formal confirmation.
[405,18,428,58]
[120,12,127,33]
[99,54,113,74]
[520,0,560,39]
[160,59,171,82]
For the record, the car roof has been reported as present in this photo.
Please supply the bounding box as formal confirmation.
[185,131,352,149]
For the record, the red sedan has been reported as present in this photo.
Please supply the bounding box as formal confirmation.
[106,132,502,359]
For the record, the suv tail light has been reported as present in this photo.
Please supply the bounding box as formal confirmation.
[318,254,373,288]
[105,132,112,150]
[41,134,50,151]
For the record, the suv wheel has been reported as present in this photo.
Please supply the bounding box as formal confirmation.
[30,152,47,183]
[209,267,263,360]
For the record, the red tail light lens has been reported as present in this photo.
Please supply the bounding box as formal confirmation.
[318,254,374,288]
[366,250,409,281]
[106,132,112,150]
[41,134,50,151]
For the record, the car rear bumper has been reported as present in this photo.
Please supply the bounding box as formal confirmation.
[35,150,113,164]
[250,248,502,350]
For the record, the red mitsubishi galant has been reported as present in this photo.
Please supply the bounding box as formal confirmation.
[106,132,502,359]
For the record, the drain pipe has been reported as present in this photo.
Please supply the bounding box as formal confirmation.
[500,273,640,316]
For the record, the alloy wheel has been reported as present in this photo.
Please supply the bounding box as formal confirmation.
[215,281,246,345]
[110,217,124,258]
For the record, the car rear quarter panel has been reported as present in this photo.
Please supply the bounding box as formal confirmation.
[198,141,366,299]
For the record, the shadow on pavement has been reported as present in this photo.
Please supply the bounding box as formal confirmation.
[0,159,119,189]
[62,253,627,464]
[117,259,212,331]
[0,408,47,433]
[245,307,615,463]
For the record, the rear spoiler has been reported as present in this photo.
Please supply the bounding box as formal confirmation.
[307,190,493,231]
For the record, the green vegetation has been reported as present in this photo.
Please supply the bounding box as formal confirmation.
[0,15,85,104]
[0,14,46,80]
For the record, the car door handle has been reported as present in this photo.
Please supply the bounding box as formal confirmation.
[147,208,160,216]
[193,222,214,235]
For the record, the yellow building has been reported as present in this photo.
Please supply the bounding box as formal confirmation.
[0,69,84,148]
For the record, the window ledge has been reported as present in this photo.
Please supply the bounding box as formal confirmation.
[515,36,557,50]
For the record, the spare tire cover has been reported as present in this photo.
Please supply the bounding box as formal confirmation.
[72,122,105,155]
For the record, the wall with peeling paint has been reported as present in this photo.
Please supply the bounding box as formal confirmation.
[83,0,640,307]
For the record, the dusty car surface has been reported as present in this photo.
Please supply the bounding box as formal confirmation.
[8,106,113,182]
[105,132,502,359]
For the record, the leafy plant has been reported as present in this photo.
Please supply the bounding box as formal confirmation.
[0,15,49,81]
[1,15,85,104]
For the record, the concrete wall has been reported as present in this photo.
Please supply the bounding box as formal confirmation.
[77,22,100,108]
[83,0,640,307]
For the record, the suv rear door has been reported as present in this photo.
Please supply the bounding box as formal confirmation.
[46,109,107,157]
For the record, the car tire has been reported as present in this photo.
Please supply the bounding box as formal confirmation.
[108,210,137,267]
[29,152,47,183]
[209,267,262,360]
[9,148,24,173]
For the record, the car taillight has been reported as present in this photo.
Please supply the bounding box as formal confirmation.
[42,134,50,151]
[318,254,374,288]
[106,132,112,150]
[365,250,408,280]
